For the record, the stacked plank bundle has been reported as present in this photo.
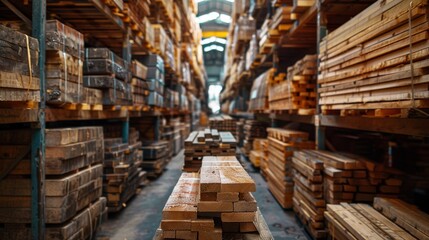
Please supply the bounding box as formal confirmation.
[325,201,423,240]
[249,138,267,168]
[45,20,92,106]
[158,156,272,239]
[242,120,268,157]
[83,48,131,106]
[374,197,429,239]
[291,150,404,239]
[260,138,269,179]
[103,133,145,212]
[141,141,170,178]
[123,0,154,50]
[269,54,317,115]
[248,69,274,112]
[139,54,165,107]
[319,0,429,117]
[0,25,40,104]
[130,60,149,107]
[291,150,326,239]
[209,115,237,137]
[266,128,315,209]
[183,130,237,172]
[0,127,106,239]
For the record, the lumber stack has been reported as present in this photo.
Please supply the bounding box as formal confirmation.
[45,20,89,105]
[248,69,275,112]
[84,48,131,106]
[269,55,317,115]
[123,0,154,50]
[260,137,269,179]
[103,134,145,212]
[130,60,149,107]
[318,0,429,117]
[158,156,273,239]
[249,138,266,168]
[291,150,326,239]
[373,197,429,239]
[290,150,405,238]
[198,156,258,236]
[139,54,165,107]
[0,127,106,239]
[0,25,40,103]
[183,130,237,172]
[236,120,245,147]
[325,202,417,240]
[266,128,315,209]
[140,141,170,178]
[242,120,268,157]
[209,115,237,137]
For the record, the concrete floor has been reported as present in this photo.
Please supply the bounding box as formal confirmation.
[97,151,309,240]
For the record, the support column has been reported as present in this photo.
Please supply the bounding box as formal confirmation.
[316,0,327,150]
[122,27,132,143]
[32,0,46,239]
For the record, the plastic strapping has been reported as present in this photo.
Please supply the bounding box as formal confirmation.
[25,34,33,100]
[87,207,93,240]
[77,33,81,103]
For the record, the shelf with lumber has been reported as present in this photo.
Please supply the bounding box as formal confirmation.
[45,0,150,55]
[277,0,376,52]
[45,107,128,122]
[320,115,429,137]
[270,112,315,124]
[0,108,39,124]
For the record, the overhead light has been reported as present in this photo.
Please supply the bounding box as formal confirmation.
[197,12,220,23]
[197,11,232,24]
[204,45,224,52]
[201,37,227,45]
[218,14,232,23]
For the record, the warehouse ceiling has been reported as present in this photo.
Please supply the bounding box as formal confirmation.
[197,0,232,83]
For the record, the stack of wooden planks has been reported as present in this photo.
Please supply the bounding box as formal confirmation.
[157,156,273,239]
[292,150,326,239]
[84,48,131,106]
[122,0,154,50]
[266,128,315,209]
[139,54,165,107]
[159,172,201,239]
[325,202,418,240]
[0,25,40,103]
[140,141,170,178]
[242,120,268,157]
[269,54,317,115]
[130,60,149,107]
[103,133,145,212]
[183,130,237,172]
[260,138,270,179]
[373,197,429,239]
[236,119,245,147]
[198,156,258,236]
[209,115,237,138]
[45,20,90,105]
[290,149,405,238]
[249,69,275,112]
[249,138,266,168]
[0,127,107,239]
[318,0,429,117]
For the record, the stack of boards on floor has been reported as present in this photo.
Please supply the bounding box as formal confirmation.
[155,156,272,239]
[183,129,238,172]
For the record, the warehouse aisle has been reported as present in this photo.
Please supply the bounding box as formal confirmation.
[241,157,309,240]
[97,152,184,239]
[97,151,309,240]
